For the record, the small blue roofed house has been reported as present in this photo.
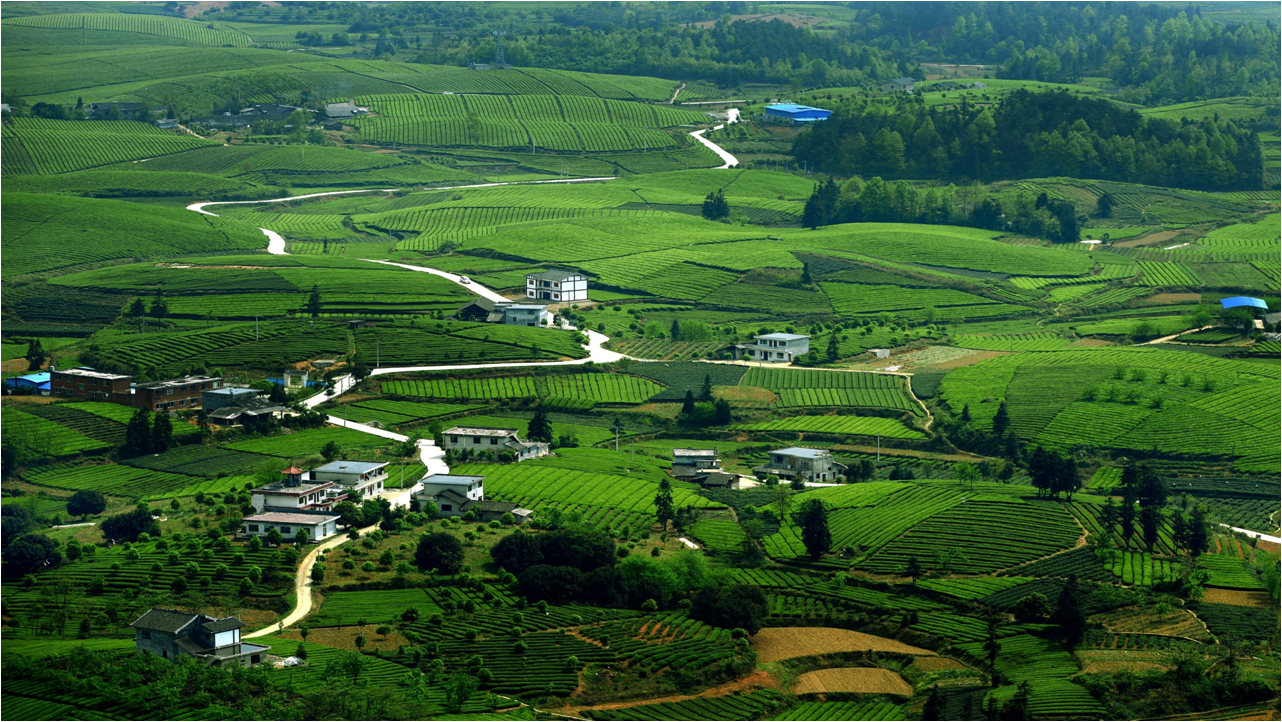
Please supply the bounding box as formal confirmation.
[6,372,50,395]
[1220,296,1268,310]
[763,104,832,124]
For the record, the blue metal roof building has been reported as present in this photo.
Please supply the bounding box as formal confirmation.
[6,372,50,394]
[1221,296,1268,310]
[763,104,832,123]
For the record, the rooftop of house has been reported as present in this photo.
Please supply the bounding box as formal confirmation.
[674,448,719,458]
[423,488,470,504]
[756,333,810,341]
[700,472,739,487]
[445,426,520,437]
[420,474,486,485]
[528,269,581,282]
[54,367,130,381]
[243,512,341,525]
[503,304,550,312]
[251,478,334,495]
[313,460,387,475]
[15,372,51,383]
[460,297,497,311]
[200,617,245,634]
[886,77,916,85]
[207,398,287,419]
[135,375,221,391]
[771,447,831,459]
[130,608,203,633]
[204,386,259,397]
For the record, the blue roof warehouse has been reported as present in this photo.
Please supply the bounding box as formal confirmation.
[763,103,832,123]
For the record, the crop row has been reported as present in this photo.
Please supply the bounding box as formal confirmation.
[2,12,252,45]
[775,701,906,721]
[4,119,217,175]
[745,367,903,391]
[1137,261,1203,287]
[820,282,1000,315]
[4,410,107,457]
[863,499,1082,574]
[451,464,717,516]
[953,333,1072,351]
[730,415,925,439]
[1103,550,1176,586]
[382,373,661,404]
[585,689,784,721]
[123,445,270,479]
[776,388,917,412]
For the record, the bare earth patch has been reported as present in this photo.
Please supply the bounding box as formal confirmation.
[751,627,934,663]
[793,667,914,696]
[1077,650,1171,675]
[1201,588,1274,607]
[1146,293,1202,304]
[1071,338,1114,347]
[715,385,779,408]
[275,625,410,653]
[1091,606,1212,642]
[929,349,1007,370]
[913,656,968,671]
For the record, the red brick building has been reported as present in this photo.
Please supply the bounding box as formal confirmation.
[49,367,132,403]
[133,375,223,412]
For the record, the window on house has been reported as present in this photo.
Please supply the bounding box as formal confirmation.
[490,438,498,444]
[473,437,480,444]
[162,650,168,659]
[441,504,452,511]
[248,525,259,532]
[142,630,151,639]
[281,526,291,534]
[450,436,458,443]
[78,384,85,391]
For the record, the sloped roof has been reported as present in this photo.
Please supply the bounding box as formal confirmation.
[201,617,245,634]
[528,269,580,282]
[130,608,199,633]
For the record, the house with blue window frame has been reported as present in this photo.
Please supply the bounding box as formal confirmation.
[763,104,832,123]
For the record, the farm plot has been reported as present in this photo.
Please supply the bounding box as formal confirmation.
[21,405,126,446]
[952,333,1072,351]
[986,679,1106,719]
[624,362,749,401]
[225,427,394,457]
[584,690,786,721]
[338,400,482,426]
[1136,261,1203,287]
[1193,603,1277,641]
[448,464,717,516]
[731,415,925,439]
[1198,554,1266,590]
[957,634,1078,682]
[309,588,440,627]
[2,118,218,175]
[444,415,619,448]
[1201,214,1280,252]
[689,519,748,553]
[752,627,933,663]
[861,499,1082,574]
[381,373,662,404]
[20,463,200,498]
[772,700,907,721]
[820,283,1002,315]
[792,668,914,696]
[918,577,1035,600]
[2,409,108,456]
[1101,550,1177,586]
[122,445,270,478]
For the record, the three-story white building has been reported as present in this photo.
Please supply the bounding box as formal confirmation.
[733,332,810,363]
[526,269,588,303]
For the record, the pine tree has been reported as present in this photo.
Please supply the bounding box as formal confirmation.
[991,400,1010,436]
[797,498,830,558]
[527,405,553,443]
[654,477,675,531]
[982,615,1001,686]
[699,374,713,402]
[124,409,152,457]
[148,290,168,319]
[713,398,732,425]
[826,334,840,362]
[308,284,322,317]
[800,263,813,285]
[1140,506,1161,551]
[1052,574,1087,645]
[129,297,146,318]
[960,403,971,422]
[681,389,695,415]
[1188,505,1210,556]
[701,189,729,220]
[23,339,46,371]
[151,413,173,453]
[1171,512,1190,552]
[670,318,681,341]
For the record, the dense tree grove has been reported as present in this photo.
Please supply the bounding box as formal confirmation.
[196,3,1276,107]
[794,90,1264,190]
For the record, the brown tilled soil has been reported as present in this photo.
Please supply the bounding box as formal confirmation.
[1091,606,1212,642]
[930,349,1007,370]
[274,625,410,653]
[1201,588,1274,607]
[1077,650,1170,675]
[1146,293,1203,304]
[792,667,914,696]
[1116,230,1179,248]
[1070,338,1114,347]
[751,627,934,663]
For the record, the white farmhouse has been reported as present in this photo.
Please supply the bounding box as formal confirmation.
[500,303,554,327]
[241,511,342,542]
[442,426,550,461]
[732,332,810,362]
[526,269,588,302]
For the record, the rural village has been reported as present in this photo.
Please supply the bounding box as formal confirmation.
[1,2,1280,721]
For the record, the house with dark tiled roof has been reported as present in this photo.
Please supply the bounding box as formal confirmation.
[526,269,588,302]
[130,608,270,667]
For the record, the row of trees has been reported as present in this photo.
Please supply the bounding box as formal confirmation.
[802,174,1085,243]
[793,91,1264,191]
